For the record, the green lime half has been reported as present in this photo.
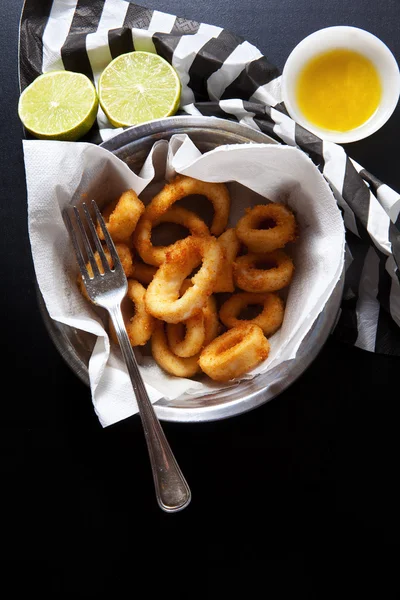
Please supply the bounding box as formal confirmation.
[18,71,98,141]
[98,51,181,127]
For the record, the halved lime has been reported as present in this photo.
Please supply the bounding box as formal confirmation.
[98,51,181,127]
[18,71,98,141]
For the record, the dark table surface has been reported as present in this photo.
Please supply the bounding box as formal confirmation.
[1,0,399,593]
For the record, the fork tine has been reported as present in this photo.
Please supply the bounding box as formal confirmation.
[82,202,111,274]
[64,208,90,283]
[73,205,101,278]
[92,200,122,271]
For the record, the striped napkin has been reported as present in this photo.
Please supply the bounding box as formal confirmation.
[19,0,400,355]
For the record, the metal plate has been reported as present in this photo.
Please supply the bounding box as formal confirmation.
[37,116,344,422]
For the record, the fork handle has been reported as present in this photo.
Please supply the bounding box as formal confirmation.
[109,306,191,513]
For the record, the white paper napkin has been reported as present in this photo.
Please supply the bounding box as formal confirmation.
[23,135,345,426]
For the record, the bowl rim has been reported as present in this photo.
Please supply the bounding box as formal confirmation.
[37,115,345,423]
[281,25,400,144]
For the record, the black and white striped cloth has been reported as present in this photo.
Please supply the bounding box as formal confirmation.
[19,0,400,355]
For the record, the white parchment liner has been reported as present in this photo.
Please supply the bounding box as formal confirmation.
[23,134,345,426]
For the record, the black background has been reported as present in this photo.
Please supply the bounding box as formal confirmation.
[1,0,399,594]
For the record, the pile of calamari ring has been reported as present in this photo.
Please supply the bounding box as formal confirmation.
[78,175,298,382]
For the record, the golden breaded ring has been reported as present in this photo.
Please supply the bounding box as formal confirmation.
[198,324,270,382]
[126,279,156,346]
[133,205,209,266]
[98,189,145,244]
[144,175,230,236]
[166,280,205,357]
[202,294,220,346]
[166,280,219,357]
[233,250,294,292]
[151,321,201,378]
[213,228,241,293]
[166,313,205,358]
[145,235,223,323]
[236,203,297,253]
[109,280,155,347]
[152,294,220,376]
[219,292,284,336]
[112,243,135,278]
[78,243,134,301]
[133,262,158,286]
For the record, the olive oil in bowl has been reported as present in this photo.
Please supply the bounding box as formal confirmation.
[282,26,400,143]
[295,48,382,132]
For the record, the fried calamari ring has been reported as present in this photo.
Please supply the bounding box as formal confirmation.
[98,189,145,244]
[166,312,205,358]
[111,243,135,278]
[201,294,220,346]
[144,175,230,237]
[198,324,270,382]
[151,321,201,378]
[219,292,284,337]
[77,243,134,301]
[236,203,297,253]
[145,235,223,323]
[233,250,294,293]
[213,228,241,293]
[152,293,220,376]
[166,280,205,357]
[133,262,158,286]
[126,279,156,346]
[166,280,219,357]
[133,205,209,266]
[109,280,155,347]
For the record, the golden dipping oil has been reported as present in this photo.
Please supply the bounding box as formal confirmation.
[295,48,382,132]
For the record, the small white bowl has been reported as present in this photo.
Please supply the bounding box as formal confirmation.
[281,26,400,143]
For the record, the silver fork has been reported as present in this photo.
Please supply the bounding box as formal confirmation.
[64,200,191,513]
